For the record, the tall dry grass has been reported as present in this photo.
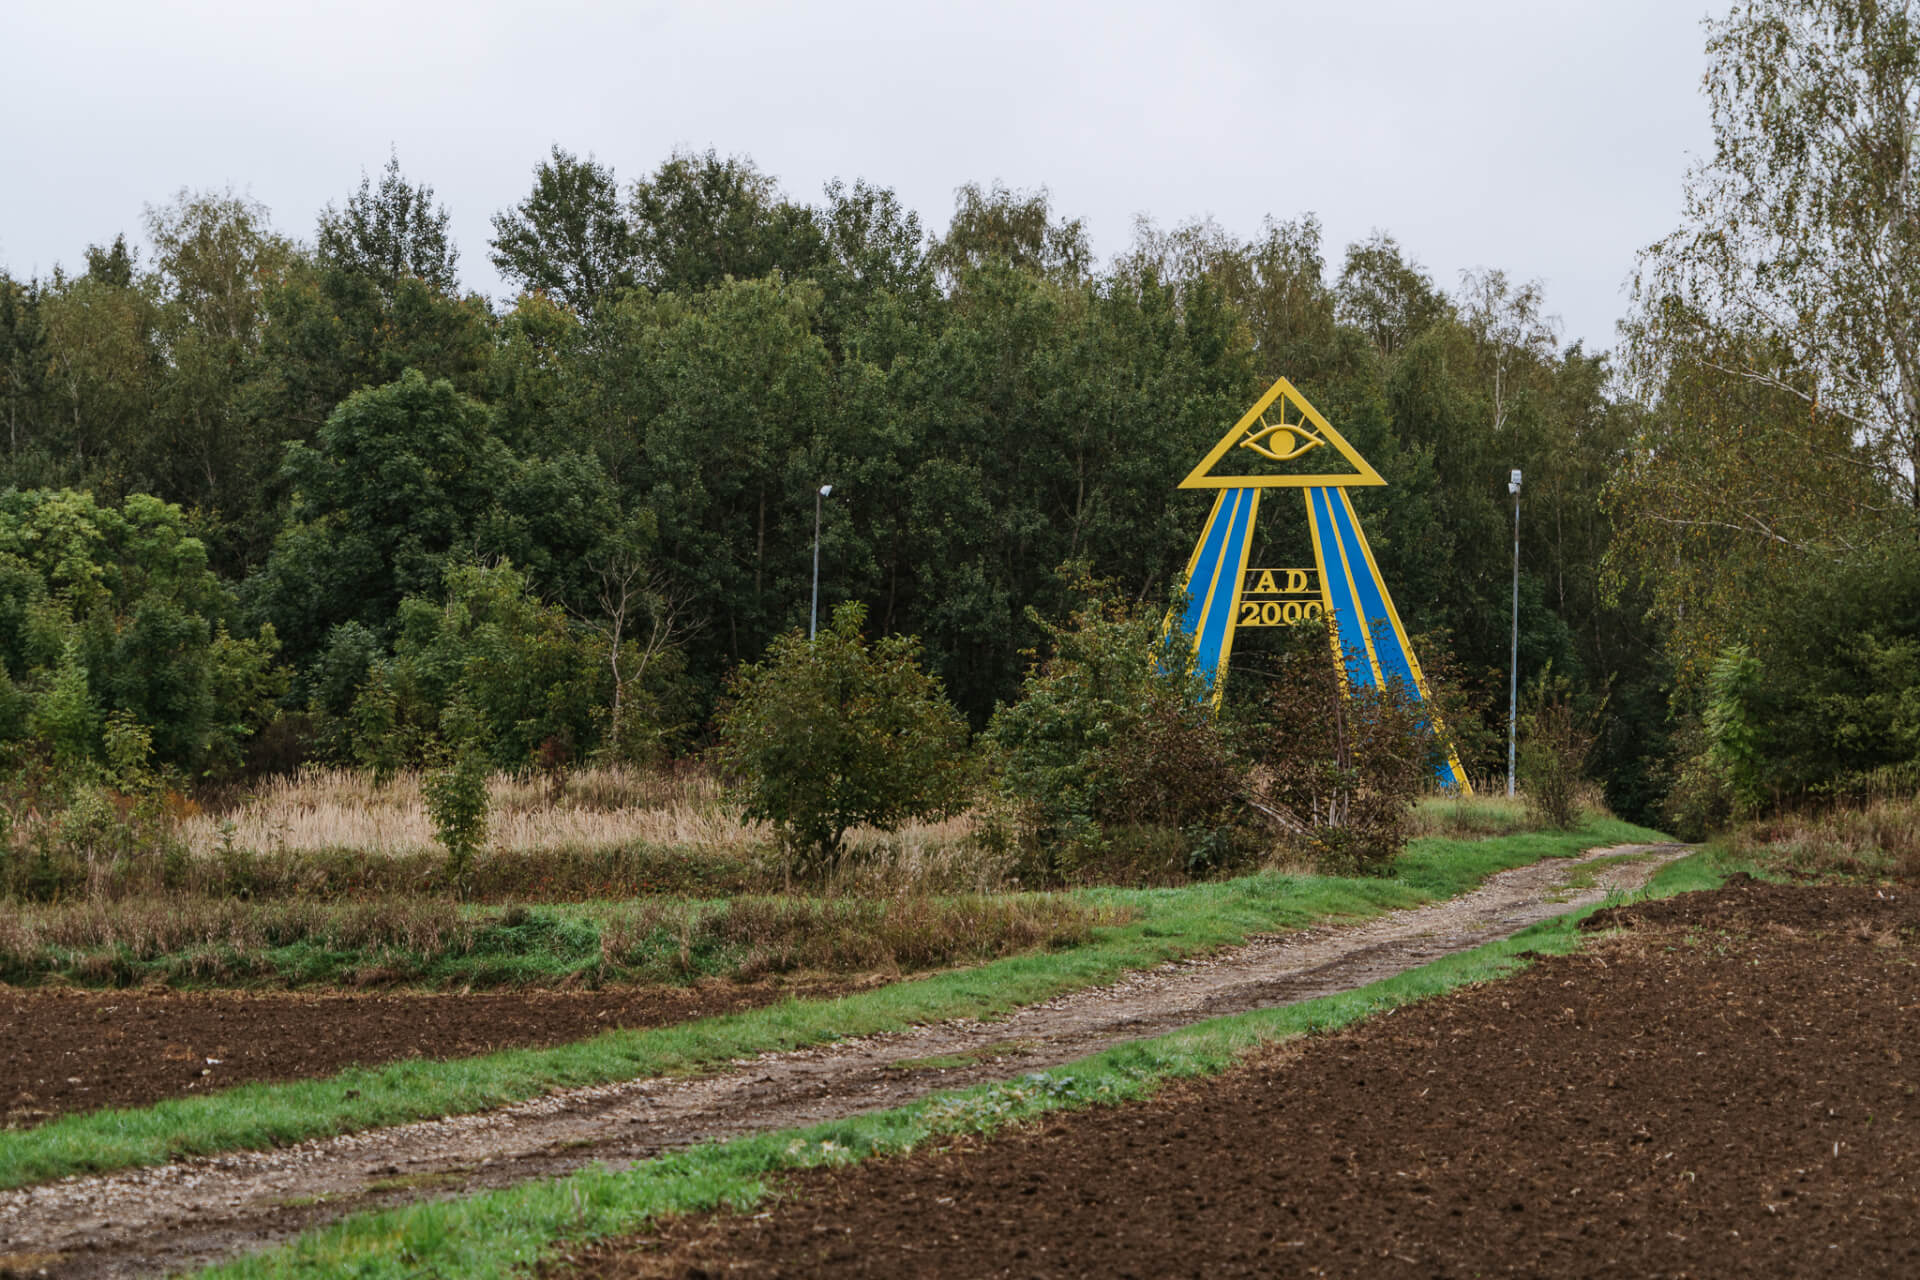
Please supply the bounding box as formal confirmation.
[1722,794,1920,880]
[179,765,753,858]
[180,765,984,863]
[146,764,1002,901]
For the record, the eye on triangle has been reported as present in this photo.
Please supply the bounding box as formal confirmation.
[1179,376,1384,489]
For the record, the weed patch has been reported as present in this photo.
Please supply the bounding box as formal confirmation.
[0,894,1110,991]
[1716,795,1920,881]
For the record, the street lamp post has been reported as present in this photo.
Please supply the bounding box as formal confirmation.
[1507,468,1522,799]
[810,483,833,640]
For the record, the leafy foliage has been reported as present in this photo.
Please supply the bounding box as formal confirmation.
[423,699,490,895]
[316,152,459,295]
[984,589,1239,874]
[489,146,637,316]
[1240,623,1440,875]
[1517,676,1594,830]
[714,603,970,877]
[0,488,285,776]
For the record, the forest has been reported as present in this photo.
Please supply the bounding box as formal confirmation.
[2,0,1917,871]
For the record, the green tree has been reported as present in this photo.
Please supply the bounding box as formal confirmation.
[713,602,970,877]
[257,156,489,461]
[1691,546,1920,806]
[489,146,637,316]
[0,488,285,775]
[317,152,459,294]
[138,189,296,568]
[372,560,609,769]
[929,181,1091,286]
[628,148,825,293]
[37,261,159,476]
[0,273,50,466]
[984,591,1234,859]
[1639,0,1920,519]
[250,369,513,659]
[631,275,834,668]
[1607,315,1871,680]
[1335,233,1450,361]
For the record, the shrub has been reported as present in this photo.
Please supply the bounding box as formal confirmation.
[1518,676,1594,830]
[423,701,490,894]
[1241,622,1438,876]
[713,602,971,880]
[984,590,1241,877]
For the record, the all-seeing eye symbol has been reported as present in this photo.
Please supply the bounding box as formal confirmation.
[1239,415,1326,462]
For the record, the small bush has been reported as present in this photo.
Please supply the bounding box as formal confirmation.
[984,588,1239,880]
[424,747,489,895]
[1519,680,1593,830]
[713,603,972,881]
[1243,623,1437,876]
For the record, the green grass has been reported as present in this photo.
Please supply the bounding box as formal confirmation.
[0,814,1665,1191]
[196,833,1713,1280]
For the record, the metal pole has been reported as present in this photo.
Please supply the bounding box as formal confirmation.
[810,488,823,640]
[1507,478,1521,798]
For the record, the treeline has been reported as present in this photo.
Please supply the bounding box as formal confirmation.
[0,148,1664,821]
[9,1,1917,845]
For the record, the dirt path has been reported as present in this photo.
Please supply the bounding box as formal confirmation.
[571,876,1920,1278]
[0,843,1689,1278]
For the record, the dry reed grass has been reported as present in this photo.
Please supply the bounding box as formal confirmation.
[179,766,752,857]
[179,765,985,867]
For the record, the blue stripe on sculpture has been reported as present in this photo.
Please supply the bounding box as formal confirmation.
[1179,492,1238,640]
[1309,487,1370,686]
[1194,488,1254,684]
[1328,491,1419,695]
[1321,490,1461,788]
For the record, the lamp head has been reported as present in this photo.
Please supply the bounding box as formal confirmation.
[819,484,833,497]
[1508,468,1522,496]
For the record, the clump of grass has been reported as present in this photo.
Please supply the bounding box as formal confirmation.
[0,896,475,987]
[1717,795,1920,881]
[1408,792,1537,840]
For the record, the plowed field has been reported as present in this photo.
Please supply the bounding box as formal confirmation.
[1,978,859,1127]
[560,877,1920,1278]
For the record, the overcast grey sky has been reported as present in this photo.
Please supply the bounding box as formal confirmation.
[1,0,1715,355]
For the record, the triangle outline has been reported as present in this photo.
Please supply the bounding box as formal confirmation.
[1179,377,1385,489]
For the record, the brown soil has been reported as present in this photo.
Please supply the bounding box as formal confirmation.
[1,978,860,1127]
[562,876,1920,1279]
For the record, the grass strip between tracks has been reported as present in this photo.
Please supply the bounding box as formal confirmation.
[196,844,1721,1280]
[0,817,1663,1191]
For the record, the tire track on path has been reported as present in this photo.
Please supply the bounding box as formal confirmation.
[0,842,1690,1278]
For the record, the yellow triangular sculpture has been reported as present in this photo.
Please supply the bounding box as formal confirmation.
[1179,376,1384,489]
